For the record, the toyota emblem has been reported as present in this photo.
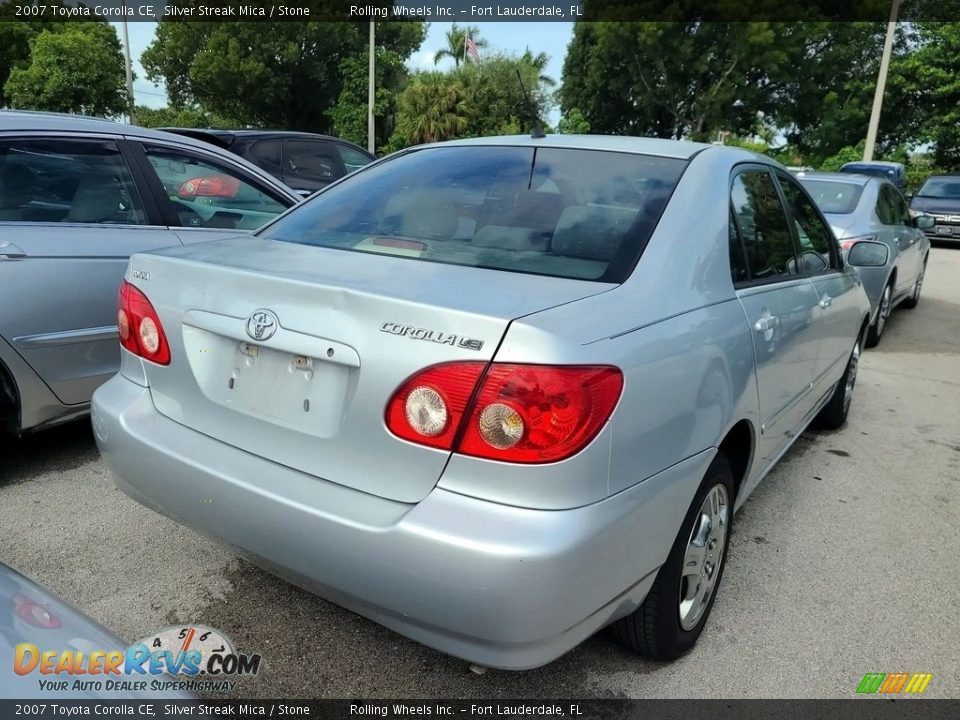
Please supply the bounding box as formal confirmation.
[246,309,279,341]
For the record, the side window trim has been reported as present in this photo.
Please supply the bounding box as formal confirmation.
[0,134,149,228]
[729,202,752,288]
[774,169,842,277]
[729,163,800,289]
[117,139,171,227]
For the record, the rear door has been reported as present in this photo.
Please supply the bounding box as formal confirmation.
[730,166,821,468]
[130,140,295,244]
[281,139,347,194]
[776,171,861,389]
[888,184,923,288]
[876,184,916,297]
[0,134,180,405]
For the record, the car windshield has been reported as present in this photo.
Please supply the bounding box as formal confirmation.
[798,179,865,214]
[259,146,687,283]
[915,177,960,199]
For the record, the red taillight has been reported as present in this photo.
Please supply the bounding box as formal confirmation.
[178,175,240,199]
[385,362,623,463]
[117,281,170,365]
[13,594,61,629]
[385,362,487,449]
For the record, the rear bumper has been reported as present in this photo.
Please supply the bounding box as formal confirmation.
[92,374,711,670]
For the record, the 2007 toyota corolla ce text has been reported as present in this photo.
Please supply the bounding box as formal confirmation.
[92,135,871,669]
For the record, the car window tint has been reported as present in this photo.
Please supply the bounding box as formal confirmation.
[284,140,344,185]
[0,138,146,225]
[336,144,373,174]
[778,174,838,273]
[797,179,864,214]
[261,146,687,283]
[731,171,798,281]
[248,139,283,177]
[144,146,287,231]
[876,186,898,225]
[916,177,960,199]
[889,186,910,224]
[728,208,749,285]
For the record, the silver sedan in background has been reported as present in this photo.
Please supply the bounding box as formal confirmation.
[798,172,933,347]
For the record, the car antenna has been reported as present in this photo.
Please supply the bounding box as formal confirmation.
[515,69,546,139]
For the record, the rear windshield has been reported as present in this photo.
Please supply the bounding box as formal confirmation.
[916,177,960,200]
[259,146,686,282]
[799,179,865,214]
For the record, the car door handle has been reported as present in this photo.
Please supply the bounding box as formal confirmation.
[0,242,26,260]
[754,316,780,333]
[819,295,832,308]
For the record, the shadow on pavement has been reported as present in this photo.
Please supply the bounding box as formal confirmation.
[0,419,98,487]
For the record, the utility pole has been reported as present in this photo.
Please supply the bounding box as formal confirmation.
[863,0,900,161]
[367,21,375,155]
[121,11,136,124]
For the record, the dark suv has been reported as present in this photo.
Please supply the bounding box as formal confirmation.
[161,129,374,196]
[909,174,960,244]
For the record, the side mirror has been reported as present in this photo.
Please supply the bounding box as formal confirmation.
[913,214,936,230]
[846,240,889,267]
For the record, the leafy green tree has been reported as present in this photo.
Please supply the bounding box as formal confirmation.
[433,23,488,68]
[897,23,960,169]
[0,6,65,107]
[390,72,469,147]
[557,108,591,134]
[4,23,127,116]
[141,20,425,133]
[134,105,228,129]
[560,22,790,141]
[520,49,555,87]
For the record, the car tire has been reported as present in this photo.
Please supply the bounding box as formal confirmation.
[814,333,862,431]
[610,452,734,660]
[901,257,927,310]
[865,282,892,348]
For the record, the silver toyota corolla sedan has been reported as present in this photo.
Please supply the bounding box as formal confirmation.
[797,171,932,347]
[93,135,871,669]
[0,111,300,437]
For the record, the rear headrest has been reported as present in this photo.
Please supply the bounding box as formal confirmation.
[478,188,562,232]
[473,225,539,251]
[551,205,639,261]
[68,174,121,223]
[382,190,459,239]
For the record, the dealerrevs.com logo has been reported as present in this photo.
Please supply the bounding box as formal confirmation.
[14,625,260,694]
[856,672,933,695]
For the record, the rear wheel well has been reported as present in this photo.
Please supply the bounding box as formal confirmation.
[0,357,19,435]
[718,420,753,502]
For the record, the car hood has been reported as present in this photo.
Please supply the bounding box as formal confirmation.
[909,196,960,216]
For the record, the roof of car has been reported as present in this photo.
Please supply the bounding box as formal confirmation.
[420,134,719,160]
[0,110,227,149]
[841,160,905,169]
[795,170,876,186]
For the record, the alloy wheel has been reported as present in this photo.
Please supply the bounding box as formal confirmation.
[679,484,729,631]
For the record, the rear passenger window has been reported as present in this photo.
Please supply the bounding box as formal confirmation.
[778,174,838,273]
[876,187,898,225]
[0,138,146,225]
[731,171,798,281]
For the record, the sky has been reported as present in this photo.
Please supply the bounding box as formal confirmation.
[111,21,573,125]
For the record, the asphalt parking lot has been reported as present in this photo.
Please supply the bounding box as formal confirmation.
[2,246,959,699]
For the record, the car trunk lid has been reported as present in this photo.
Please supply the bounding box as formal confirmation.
[128,236,614,503]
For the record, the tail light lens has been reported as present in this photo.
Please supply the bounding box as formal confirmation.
[117,281,170,365]
[13,594,61,629]
[179,175,240,199]
[839,235,876,251]
[385,362,623,463]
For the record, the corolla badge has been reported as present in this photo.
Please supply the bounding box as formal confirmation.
[246,309,279,341]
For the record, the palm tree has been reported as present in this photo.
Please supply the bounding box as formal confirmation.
[433,24,488,68]
[395,73,470,145]
[521,49,556,87]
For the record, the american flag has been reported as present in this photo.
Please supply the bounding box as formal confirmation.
[465,32,479,62]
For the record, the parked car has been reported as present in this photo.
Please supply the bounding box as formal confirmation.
[909,173,960,245]
[0,110,300,437]
[798,171,933,347]
[839,160,907,190]
[93,135,870,669]
[160,129,375,197]
[0,563,192,699]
